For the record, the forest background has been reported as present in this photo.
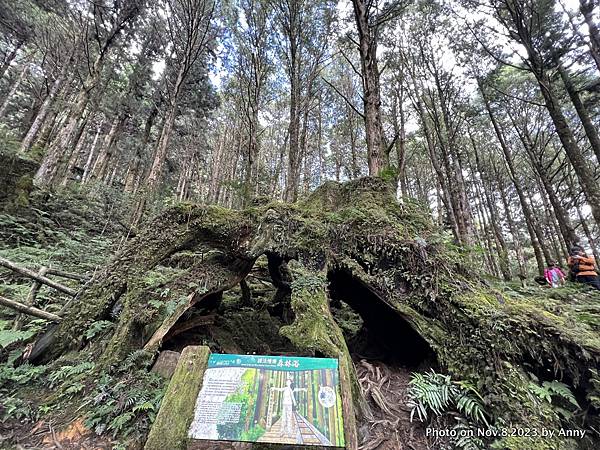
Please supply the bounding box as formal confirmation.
[0,0,599,281]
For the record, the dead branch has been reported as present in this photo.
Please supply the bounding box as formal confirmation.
[46,269,90,282]
[0,257,77,296]
[0,295,62,322]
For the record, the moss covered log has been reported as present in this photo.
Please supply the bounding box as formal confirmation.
[26,177,600,449]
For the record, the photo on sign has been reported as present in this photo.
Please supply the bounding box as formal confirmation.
[188,355,345,447]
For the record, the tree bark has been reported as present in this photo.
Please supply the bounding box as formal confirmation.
[579,0,600,72]
[0,63,28,120]
[352,0,388,176]
[556,60,600,164]
[20,64,69,154]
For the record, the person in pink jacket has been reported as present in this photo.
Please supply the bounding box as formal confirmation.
[544,262,566,288]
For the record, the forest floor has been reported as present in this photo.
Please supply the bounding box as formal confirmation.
[354,359,431,450]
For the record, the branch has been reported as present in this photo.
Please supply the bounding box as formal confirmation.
[46,269,91,282]
[0,257,77,296]
[385,132,399,157]
[0,295,62,322]
[371,0,407,29]
[321,77,365,119]
[339,47,363,80]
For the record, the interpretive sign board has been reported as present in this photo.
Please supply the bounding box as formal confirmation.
[188,354,345,447]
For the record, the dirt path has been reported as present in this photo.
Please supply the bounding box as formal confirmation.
[355,358,433,450]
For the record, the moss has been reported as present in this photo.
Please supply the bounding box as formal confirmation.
[0,149,38,209]
[17,176,599,448]
[279,261,365,419]
[144,345,210,450]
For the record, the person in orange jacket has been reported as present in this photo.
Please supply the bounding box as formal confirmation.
[568,247,600,290]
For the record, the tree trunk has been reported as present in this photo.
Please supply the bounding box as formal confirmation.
[498,176,527,280]
[534,71,600,227]
[556,60,600,164]
[285,55,301,202]
[82,124,103,183]
[0,63,28,120]
[23,177,600,445]
[0,40,22,81]
[20,64,69,154]
[472,143,511,281]
[512,116,579,248]
[579,0,600,72]
[352,0,388,176]
[480,84,546,274]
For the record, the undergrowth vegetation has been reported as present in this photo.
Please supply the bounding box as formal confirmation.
[0,348,166,447]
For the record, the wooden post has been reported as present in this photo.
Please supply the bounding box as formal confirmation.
[0,295,62,322]
[144,345,211,450]
[13,266,48,330]
[0,257,77,296]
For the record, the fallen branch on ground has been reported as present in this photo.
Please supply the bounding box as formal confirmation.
[0,257,78,296]
[0,295,62,322]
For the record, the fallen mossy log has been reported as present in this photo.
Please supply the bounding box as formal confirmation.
[24,177,600,449]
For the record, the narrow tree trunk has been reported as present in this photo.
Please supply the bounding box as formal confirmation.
[576,203,600,265]
[82,124,103,183]
[92,114,125,182]
[480,85,546,274]
[285,65,301,202]
[145,55,189,193]
[414,95,460,242]
[512,116,579,248]
[498,177,527,280]
[474,188,500,278]
[0,40,22,81]
[0,63,28,120]
[523,184,554,266]
[61,113,92,186]
[535,72,600,226]
[20,65,69,154]
[472,142,511,281]
[556,60,600,164]
[579,0,600,72]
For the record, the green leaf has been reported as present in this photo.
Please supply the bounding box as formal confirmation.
[0,329,34,348]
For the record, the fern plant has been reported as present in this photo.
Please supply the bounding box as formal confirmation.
[450,421,486,450]
[528,376,579,420]
[0,320,35,349]
[85,367,166,441]
[407,369,489,426]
